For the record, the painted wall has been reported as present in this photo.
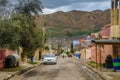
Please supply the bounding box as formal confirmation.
[86,48,91,60]
[80,49,86,60]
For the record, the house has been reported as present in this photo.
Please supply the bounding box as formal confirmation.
[91,24,114,63]
[79,38,92,60]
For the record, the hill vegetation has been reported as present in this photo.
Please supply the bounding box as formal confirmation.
[35,9,110,37]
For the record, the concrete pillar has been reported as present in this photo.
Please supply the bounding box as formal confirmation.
[111,0,120,38]
[114,0,118,25]
[111,0,114,26]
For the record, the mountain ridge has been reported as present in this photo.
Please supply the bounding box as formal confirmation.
[35,9,110,37]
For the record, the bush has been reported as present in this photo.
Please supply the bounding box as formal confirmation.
[28,62,38,65]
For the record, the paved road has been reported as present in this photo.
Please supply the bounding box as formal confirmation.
[10,57,96,80]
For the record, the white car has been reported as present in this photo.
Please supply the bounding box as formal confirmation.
[42,54,57,64]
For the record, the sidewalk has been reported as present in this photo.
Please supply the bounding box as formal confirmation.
[98,68,120,80]
[73,56,120,80]
[81,60,120,80]
[0,61,42,80]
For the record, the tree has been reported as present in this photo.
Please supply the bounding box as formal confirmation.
[11,13,43,58]
[0,0,21,51]
[0,0,14,19]
[13,0,43,58]
[0,18,21,50]
[0,0,44,60]
[14,0,43,15]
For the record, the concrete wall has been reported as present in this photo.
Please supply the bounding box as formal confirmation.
[80,49,86,60]
[34,48,41,61]
[86,48,91,60]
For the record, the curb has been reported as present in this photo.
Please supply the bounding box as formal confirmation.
[84,64,113,80]
[81,61,113,80]
[100,72,113,80]
[83,63,106,80]
[3,62,42,80]
[73,57,112,80]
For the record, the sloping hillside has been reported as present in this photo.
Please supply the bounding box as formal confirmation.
[35,9,110,37]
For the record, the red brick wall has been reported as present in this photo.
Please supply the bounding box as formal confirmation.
[100,24,110,38]
[0,49,15,68]
[103,45,113,61]
[91,46,102,63]
[91,45,113,63]
[0,60,4,68]
[0,50,5,68]
[5,49,14,56]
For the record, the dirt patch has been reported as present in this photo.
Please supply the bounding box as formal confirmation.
[108,74,120,80]
[0,67,23,72]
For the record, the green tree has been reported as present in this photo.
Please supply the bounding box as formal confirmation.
[0,18,21,50]
[0,0,22,52]
[13,0,43,58]
[0,0,44,60]
[11,13,43,58]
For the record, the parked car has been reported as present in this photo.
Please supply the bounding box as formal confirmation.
[55,53,60,56]
[42,54,57,64]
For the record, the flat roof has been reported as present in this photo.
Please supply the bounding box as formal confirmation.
[92,39,120,45]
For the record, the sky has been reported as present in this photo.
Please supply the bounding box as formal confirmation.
[41,0,111,14]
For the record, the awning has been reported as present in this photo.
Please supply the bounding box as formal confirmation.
[92,39,120,45]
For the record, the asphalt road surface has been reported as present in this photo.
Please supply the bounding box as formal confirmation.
[10,57,100,80]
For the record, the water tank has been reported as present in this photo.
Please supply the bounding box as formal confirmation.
[5,54,20,68]
[11,53,20,62]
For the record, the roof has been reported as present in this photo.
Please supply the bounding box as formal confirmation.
[101,24,111,30]
[92,39,120,45]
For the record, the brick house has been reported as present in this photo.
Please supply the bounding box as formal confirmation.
[91,24,114,63]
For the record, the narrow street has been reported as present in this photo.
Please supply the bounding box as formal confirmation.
[10,57,103,80]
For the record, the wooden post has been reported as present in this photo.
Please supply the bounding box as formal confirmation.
[96,44,98,69]
[100,45,102,71]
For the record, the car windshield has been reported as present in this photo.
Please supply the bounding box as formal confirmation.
[44,54,55,57]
